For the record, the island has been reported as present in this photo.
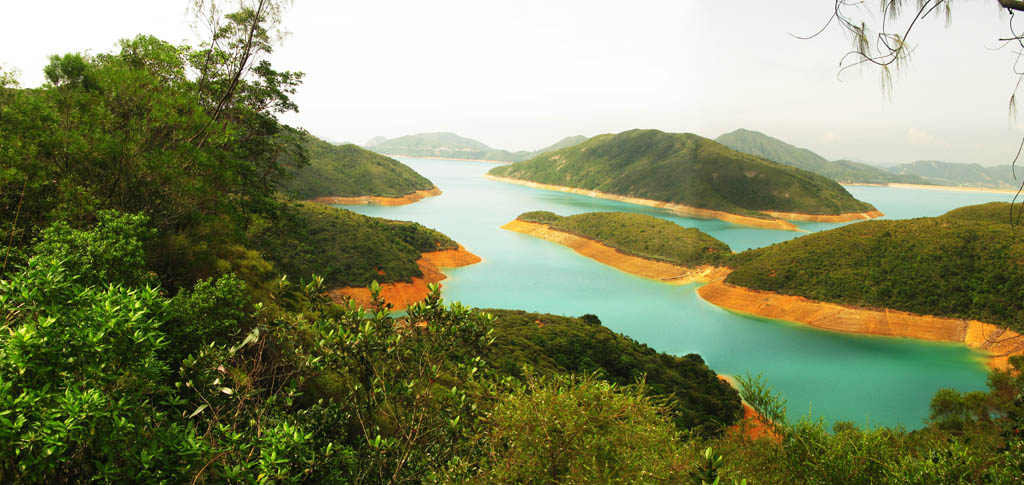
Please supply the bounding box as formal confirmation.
[282,135,442,206]
[365,132,589,163]
[487,129,882,231]
[254,200,480,311]
[502,211,732,284]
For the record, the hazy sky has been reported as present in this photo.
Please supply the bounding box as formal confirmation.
[2,1,1021,165]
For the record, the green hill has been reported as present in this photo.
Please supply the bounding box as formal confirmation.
[489,129,876,219]
[886,160,1017,189]
[533,135,588,155]
[715,128,930,185]
[282,136,435,200]
[516,211,731,267]
[483,308,742,434]
[252,200,457,289]
[726,202,1024,332]
[367,132,533,162]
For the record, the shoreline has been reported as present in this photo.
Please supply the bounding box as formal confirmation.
[501,219,731,284]
[327,245,482,311]
[486,174,803,231]
[717,374,777,440]
[698,280,1024,370]
[310,187,442,206]
[843,182,1019,195]
[382,154,512,164]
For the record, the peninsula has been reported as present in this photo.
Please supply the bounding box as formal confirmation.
[487,129,882,231]
[283,135,441,206]
[502,211,732,284]
[254,201,480,311]
[701,202,1024,369]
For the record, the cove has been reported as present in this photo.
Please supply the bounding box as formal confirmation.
[337,157,1015,428]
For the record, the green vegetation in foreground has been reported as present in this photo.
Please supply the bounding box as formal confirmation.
[517,210,732,267]
[727,202,1024,332]
[484,309,742,434]
[282,135,435,200]
[488,129,876,219]
[6,4,1024,483]
[715,128,931,185]
[252,200,456,289]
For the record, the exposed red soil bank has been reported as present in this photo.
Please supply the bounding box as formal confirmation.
[486,175,885,231]
[501,219,730,284]
[310,187,442,206]
[699,280,1024,370]
[327,245,481,311]
[717,374,778,441]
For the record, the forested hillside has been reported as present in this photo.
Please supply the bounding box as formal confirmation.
[489,129,877,219]
[727,202,1024,332]
[282,136,435,200]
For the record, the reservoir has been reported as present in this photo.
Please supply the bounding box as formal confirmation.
[339,157,1015,428]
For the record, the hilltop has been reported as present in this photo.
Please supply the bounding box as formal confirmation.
[282,136,437,202]
[488,129,880,229]
[715,128,929,185]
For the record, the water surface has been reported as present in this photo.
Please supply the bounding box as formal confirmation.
[339,157,1014,428]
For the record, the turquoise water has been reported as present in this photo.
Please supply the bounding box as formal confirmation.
[339,157,1015,429]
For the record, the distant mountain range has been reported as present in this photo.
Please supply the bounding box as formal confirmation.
[715,129,929,185]
[886,160,1018,190]
[716,128,1018,190]
[363,132,588,162]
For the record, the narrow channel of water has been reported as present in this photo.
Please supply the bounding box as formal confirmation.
[338,157,1013,428]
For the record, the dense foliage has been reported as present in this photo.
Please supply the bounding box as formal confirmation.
[251,200,457,288]
[488,129,876,218]
[483,309,742,434]
[282,136,435,200]
[727,202,1024,332]
[715,128,930,185]
[517,210,732,267]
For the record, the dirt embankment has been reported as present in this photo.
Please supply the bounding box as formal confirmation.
[485,175,801,231]
[327,245,481,311]
[716,375,779,441]
[501,219,730,285]
[761,210,884,223]
[310,187,442,206]
[699,280,1024,370]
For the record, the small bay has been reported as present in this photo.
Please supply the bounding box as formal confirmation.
[339,157,1014,428]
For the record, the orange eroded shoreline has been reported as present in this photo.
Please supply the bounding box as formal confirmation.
[310,187,442,206]
[761,209,884,223]
[698,280,1024,370]
[501,219,731,284]
[327,245,481,311]
[717,374,778,441]
[486,175,883,231]
[487,174,799,231]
